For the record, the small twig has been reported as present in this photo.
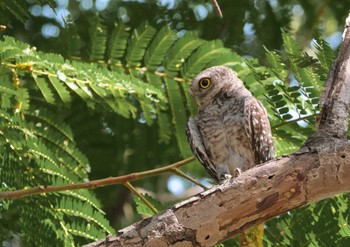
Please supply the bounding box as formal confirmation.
[124,182,158,214]
[272,113,318,129]
[211,0,223,18]
[0,157,195,199]
[171,168,209,190]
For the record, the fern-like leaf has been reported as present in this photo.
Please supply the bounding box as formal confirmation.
[313,36,335,72]
[33,76,56,104]
[108,23,131,65]
[88,17,108,61]
[144,25,177,70]
[164,31,204,76]
[126,22,156,67]
[181,40,231,79]
[134,193,166,217]
[47,75,72,103]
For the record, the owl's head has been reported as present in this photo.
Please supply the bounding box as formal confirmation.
[189,66,245,109]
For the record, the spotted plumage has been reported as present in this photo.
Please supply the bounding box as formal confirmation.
[186,66,274,181]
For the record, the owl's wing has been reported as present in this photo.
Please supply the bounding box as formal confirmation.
[186,117,218,180]
[244,97,275,164]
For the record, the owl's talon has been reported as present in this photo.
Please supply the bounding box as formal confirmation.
[218,173,231,181]
[234,168,242,177]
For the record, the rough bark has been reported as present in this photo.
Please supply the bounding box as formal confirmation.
[317,14,350,138]
[85,13,350,247]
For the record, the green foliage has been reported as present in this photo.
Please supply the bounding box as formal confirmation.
[0,34,165,245]
[134,193,166,217]
[71,19,247,157]
[0,89,113,245]
[245,31,335,156]
[0,36,165,119]
[0,0,56,24]
[0,1,30,23]
[265,194,350,246]
[108,23,131,65]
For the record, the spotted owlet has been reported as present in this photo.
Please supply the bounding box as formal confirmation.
[186,66,274,181]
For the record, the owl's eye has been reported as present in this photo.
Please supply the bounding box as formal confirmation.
[199,78,211,89]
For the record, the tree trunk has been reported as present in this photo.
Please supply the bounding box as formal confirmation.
[85,13,350,247]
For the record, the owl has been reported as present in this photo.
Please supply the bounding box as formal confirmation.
[186,66,274,181]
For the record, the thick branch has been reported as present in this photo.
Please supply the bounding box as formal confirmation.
[317,14,350,138]
[85,141,350,247]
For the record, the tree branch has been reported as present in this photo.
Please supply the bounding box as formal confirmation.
[317,14,350,138]
[85,13,350,247]
[0,157,195,199]
[271,113,318,129]
[86,142,350,247]
[211,0,223,18]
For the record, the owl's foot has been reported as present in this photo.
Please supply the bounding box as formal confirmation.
[234,168,242,177]
[220,174,233,180]
[218,173,232,182]
[218,169,242,181]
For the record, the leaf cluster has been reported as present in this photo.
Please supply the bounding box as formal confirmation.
[77,19,248,158]
[245,31,335,156]
[0,37,119,245]
[265,194,350,246]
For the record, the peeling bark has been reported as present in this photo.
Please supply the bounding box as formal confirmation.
[85,13,350,247]
[86,143,350,247]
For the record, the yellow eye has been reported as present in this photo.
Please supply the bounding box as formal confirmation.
[199,78,211,89]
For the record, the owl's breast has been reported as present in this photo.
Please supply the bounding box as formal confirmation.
[197,102,255,174]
